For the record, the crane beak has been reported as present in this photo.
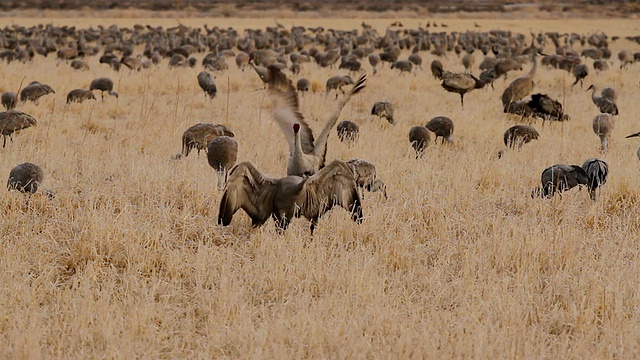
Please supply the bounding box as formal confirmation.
[625,131,640,139]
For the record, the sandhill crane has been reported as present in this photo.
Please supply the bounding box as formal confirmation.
[326,75,354,95]
[426,116,454,143]
[371,101,394,124]
[532,164,588,198]
[462,53,475,72]
[89,77,118,101]
[207,136,238,189]
[479,68,497,89]
[235,52,250,70]
[121,56,142,71]
[587,84,618,115]
[181,123,234,157]
[197,71,217,98]
[582,158,608,200]
[337,120,359,143]
[20,81,55,104]
[503,124,539,149]
[501,51,541,109]
[296,78,310,93]
[572,64,589,88]
[408,53,423,69]
[494,59,523,80]
[7,162,43,194]
[430,60,444,79]
[409,126,431,157]
[0,110,37,147]
[218,160,363,234]
[624,131,640,160]
[346,159,387,199]
[1,92,17,110]
[267,66,366,176]
[391,60,413,75]
[593,113,614,152]
[593,59,609,72]
[66,89,96,104]
[527,93,569,122]
[70,60,90,71]
[368,53,380,74]
[618,50,634,69]
[601,87,616,102]
[440,71,485,108]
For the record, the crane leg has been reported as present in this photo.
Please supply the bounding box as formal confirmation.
[460,94,464,109]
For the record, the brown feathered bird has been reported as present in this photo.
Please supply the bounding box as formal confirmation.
[501,51,541,109]
[207,136,238,189]
[267,66,366,176]
[1,92,17,110]
[7,162,43,194]
[346,158,387,199]
[592,113,614,152]
[66,89,96,104]
[90,77,118,101]
[20,81,55,104]
[181,123,235,157]
[336,120,359,143]
[197,71,217,98]
[371,101,394,124]
[426,116,454,143]
[0,110,37,147]
[440,71,485,108]
[218,160,363,233]
[409,126,431,157]
[587,84,619,115]
[503,124,539,148]
[532,164,588,198]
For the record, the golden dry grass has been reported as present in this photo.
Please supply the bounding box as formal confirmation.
[1,17,640,358]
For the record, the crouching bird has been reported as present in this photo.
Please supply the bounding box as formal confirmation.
[218,160,363,234]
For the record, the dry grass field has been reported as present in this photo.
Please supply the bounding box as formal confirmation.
[1,16,640,358]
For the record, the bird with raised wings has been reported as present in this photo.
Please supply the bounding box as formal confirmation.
[218,160,363,233]
[266,65,366,176]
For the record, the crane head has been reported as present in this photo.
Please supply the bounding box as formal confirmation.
[293,123,300,133]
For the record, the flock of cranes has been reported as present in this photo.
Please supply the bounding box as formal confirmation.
[1,21,640,233]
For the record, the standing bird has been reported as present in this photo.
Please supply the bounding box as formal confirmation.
[501,51,541,110]
[207,136,238,189]
[1,92,17,110]
[592,113,614,152]
[0,110,37,147]
[325,75,354,95]
[440,71,485,108]
[336,120,359,143]
[572,64,589,88]
[601,87,616,102]
[218,160,363,234]
[181,123,234,157]
[391,60,414,75]
[197,71,217,98]
[503,124,539,149]
[409,126,431,157]
[582,158,608,200]
[268,66,366,176]
[296,78,310,93]
[587,84,619,115]
[7,162,43,194]
[368,53,380,75]
[426,116,454,143]
[20,81,55,104]
[89,77,118,101]
[532,164,588,198]
[346,158,387,198]
[430,60,444,79]
[66,89,96,104]
[371,101,394,124]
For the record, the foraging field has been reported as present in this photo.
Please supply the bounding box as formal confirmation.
[2,16,640,358]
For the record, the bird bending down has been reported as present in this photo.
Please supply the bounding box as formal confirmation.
[346,159,387,199]
[582,158,608,200]
[0,110,37,148]
[267,65,367,176]
[532,164,588,198]
[218,160,363,233]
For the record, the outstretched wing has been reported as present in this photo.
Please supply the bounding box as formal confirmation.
[266,65,315,155]
[312,73,367,163]
[301,160,363,223]
[218,162,277,227]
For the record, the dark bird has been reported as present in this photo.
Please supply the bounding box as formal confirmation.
[66,89,96,104]
[218,160,363,234]
[368,53,381,75]
[346,159,387,198]
[587,84,618,115]
[7,162,43,194]
[430,59,444,79]
[0,110,37,147]
[326,75,354,95]
[197,71,217,98]
[426,116,454,143]
[1,92,17,110]
[503,124,539,149]
[268,66,366,176]
[409,126,431,157]
[89,77,118,101]
[527,93,569,122]
[20,81,55,104]
[391,60,413,74]
[336,120,359,143]
[297,78,310,93]
[532,164,588,198]
[207,136,238,189]
[582,158,608,200]
[572,64,589,88]
[371,101,394,124]
[181,123,234,157]
[440,71,485,108]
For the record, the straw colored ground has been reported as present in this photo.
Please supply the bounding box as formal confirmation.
[1,16,640,358]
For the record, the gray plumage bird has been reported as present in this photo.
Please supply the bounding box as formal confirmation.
[430,59,444,79]
[368,53,380,74]
[409,126,431,157]
[592,113,614,152]
[297,78,310,93]
[207,136,238,189]
[89,77,118,101]
[503,124,539,149]
[440,71,485,108]
[7,162,43,194]
[326,75,354,95]
[0,110,37,147]
[20,81,55,104]
[218,160,363,234]
[371,101,394,124]
[1,92,17,110]
[181,123,235,157]
[426,116,454,143]
[346,159,387,199]
[587,84,618,115]
[391,60,413,74]
[197,71,217,98]
[501,51,541,109]
[582,158,608,200]
[532,164,588,198]
[66,89,96,104]
[336,120,359,143]
[572,64,589,88]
